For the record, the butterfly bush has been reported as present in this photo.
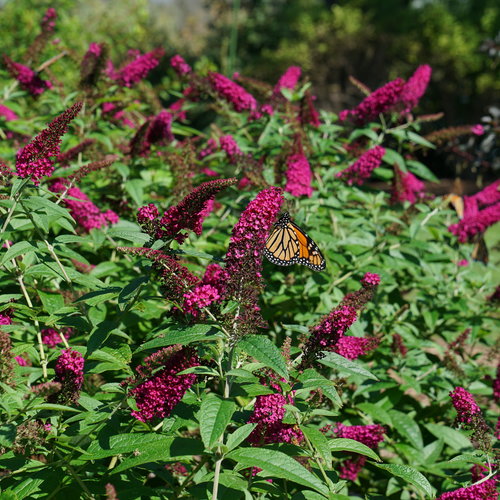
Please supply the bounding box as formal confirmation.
[208,72,257,112]
[336,146,386,185]
[333,424,385,480]
[448,202,500,242]
[303,273,380,365]
[436,479,498,499]
[107,48,164,87]
[3,55,52,96]
[339,78,405,124]
[273,66,302,95]
[284,137,313,197]
[130,110,174,156]
[49,349,84,405]
[223,186,284,336]
[138,178,237,244]
[170,54,192,76]
[41,328,72,348]
[0,104,18,121]
[127,346,200,422]
[80,42,107,88]
[391,167,425,204]
[50,180,119,232]
[400,64,432,112]
[16,102,82,184]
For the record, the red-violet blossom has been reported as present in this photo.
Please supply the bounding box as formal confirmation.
[336,146,386,186]
[450,387,482,425]
[390,167,425,204]
[449,202,500,242]
[340,78,405,125]
[198,138,218,159]
[469,179,500,208]
[436,479,498,499]
[141,178,237,244]
[0,104,18,121]
[128,346,200,422]
[182,284,221,317]
[41,8,57,31]
[284,139,313,197]
[471,124,485,136]
[16,102,83,184]
[80,42,107,88]
[400,65,432,112]
[273,66,302,95]
[41,327,72,348]
[208,72,257,112]
[299,91,321,127]
[334,424,385,480]
[107,48,164,87]
[334,336,379,360]
[131,110,174,156]
[493,364,500,403]
[220,135,243,164]
[118,247,200,304]
[3,56,52,96]
[50,348,84,404]
[50,180,119,232]
[101,102,135,128]
[170,55,191,76]
[201,263,228,296]
[457,259,469,267]
[223,187,284,336]
[302,273,380,365]
[15,356,28,366]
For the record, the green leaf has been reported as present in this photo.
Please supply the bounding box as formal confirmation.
[373,463,433,498]
[111,437,203,474]
[226,448,329,496]
[407,160,439,182]
[298,370,342,408]
[383,148,406,170]
[24,196,73,220]
[237,335,288,380]
[124,179,145,206]
[226,424,257,452]
[37,290,65,315]
[389,410,423,449]
[329,438,380,462]
[0,241,36,265]
[406,131,436,149]
[0,424,16,447]
[199,394,236,449]
[300,426,332,468]
[106,228,150,244]
[424,423,472,451]
[318,352,378,381]
[357,402,393,426]
[32,404,80,412]
[135,324,223,352]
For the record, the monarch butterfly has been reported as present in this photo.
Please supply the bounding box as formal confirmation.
[264,212,326,271]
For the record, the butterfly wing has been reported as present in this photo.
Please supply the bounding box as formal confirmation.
[264,213,326,271]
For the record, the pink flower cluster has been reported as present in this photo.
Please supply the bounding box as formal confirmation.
[138,178,236,244]
[41,328,72,348]
[0,104,18,121]
[247,380,303,446]
[50,180,119,232]
[102,102,135,128]
[3,56,52,96]
[391,167,425,204]
[285,146,313,198]
[51,348,84,404]
[303,273,381,364]
[450,387,482,425]
[41,7,57,32]
[220,135,243,163]
[340,65,432,124]
[273,66,302,95]
[208,72,257,112]
[129,346,200,422]
[334,423,385,480]
[493,364,500,403]
[400,65,432,112]
[471,124,485,136]
[107,49,164,87]
[436,479,498,499]
[335,336,379,360]
[336,146,385,186]
[340,78,405,124]
[80,42,107,88]
[132,110,174,156]
[16,102,82,184]
[224,187,284,282]
[182,284,221,317]
[449,202,500,243]
[198,138,218,160]
[170,55,191,76]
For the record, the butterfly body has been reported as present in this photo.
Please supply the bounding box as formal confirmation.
[264,212,326,271]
